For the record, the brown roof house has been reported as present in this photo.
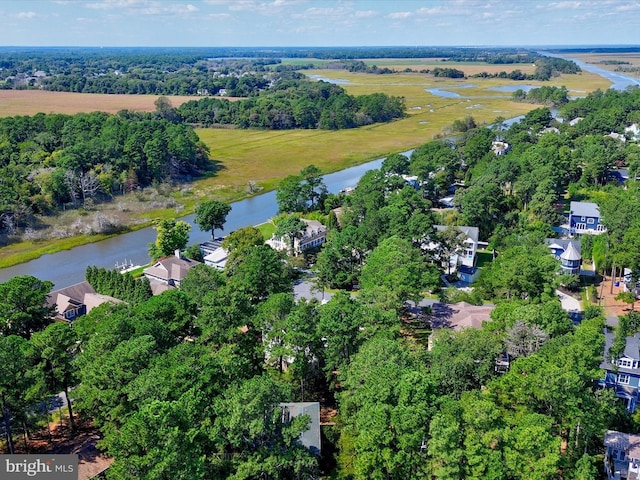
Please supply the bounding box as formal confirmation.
[47,281,121,322]
[427,301,495,350]
[143,250,201,294]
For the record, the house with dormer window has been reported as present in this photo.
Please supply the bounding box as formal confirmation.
[569,201,606,235]
[600,329,640,412]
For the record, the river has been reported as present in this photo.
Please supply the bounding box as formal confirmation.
[2,54,638,289]
[0,156,390,288]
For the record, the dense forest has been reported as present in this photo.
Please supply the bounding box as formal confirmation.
[0,107,210,235]
[2,86,640,478]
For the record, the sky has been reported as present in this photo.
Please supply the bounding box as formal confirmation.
[0,0,638,48]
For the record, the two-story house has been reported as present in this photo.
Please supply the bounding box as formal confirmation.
[600,329,640,412]
[545,238,582,275]
[47,281,121,322]
[604,429,640,480]
[266,219,327,256]
[143,250,201,294]
[569,201,606,235]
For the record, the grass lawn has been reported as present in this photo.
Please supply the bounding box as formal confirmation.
[475,250,494,269]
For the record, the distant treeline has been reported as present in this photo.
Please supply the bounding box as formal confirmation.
[472,57,581,81]
[0,47,576,95]
[176,79,405,129]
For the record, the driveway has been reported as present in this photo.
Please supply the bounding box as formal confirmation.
[556,289,583,324]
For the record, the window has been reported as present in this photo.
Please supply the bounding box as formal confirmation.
[587,218,595,224]
[581,216,586,222]
[619,359,634,368]
[618,374,631,385]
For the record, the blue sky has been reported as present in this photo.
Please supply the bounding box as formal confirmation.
[1,0,638,47]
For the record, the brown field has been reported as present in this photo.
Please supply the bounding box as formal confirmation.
[0,90,219,117]
[567,53,640,78]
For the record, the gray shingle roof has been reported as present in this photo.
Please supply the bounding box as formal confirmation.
[570,201,600,218]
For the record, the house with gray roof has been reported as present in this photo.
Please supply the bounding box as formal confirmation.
[569,201,606,235]
[47,281,121,322]
[143,250,201,291]
[600,329,640,412]
[545,238,582,275]
[279,402,321,455]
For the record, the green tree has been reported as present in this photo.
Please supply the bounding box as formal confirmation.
[360,236,436,310]
[211,375,319,479]
[148,219,191,260]
[30,323,78,431]
[228,245,292,304]
[194,200,231,240]
[274,214,307,255]
[0,335,37,454]
[0,275,54,339]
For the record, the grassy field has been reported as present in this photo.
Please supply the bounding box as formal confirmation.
[0,67,611,267]
[192,69,610,202]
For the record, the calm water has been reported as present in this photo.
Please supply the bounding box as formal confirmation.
[0,156,393,288]
[425,88,461,98]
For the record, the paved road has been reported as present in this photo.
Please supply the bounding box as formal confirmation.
[556,289,584,324]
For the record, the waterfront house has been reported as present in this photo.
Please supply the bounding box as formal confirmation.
[47,281,121,322]
[143,250,201,289]
[266,219,327,255]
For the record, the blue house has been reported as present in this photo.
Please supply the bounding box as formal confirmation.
[545,238,582,275]
[569,201,606,235]
[600,329,640,412]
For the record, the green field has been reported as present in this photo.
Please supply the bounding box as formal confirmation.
[191,69,610,203]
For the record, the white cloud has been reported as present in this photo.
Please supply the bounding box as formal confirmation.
[354,10,377,18]
[548,1,584,9]
[387,11,412,19]
[15,11,37,19]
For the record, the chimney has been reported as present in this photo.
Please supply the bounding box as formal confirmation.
[175,249,181,259]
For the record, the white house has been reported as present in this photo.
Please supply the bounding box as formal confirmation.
[203,247,229,270]
[626,124,640,142]
[433,225,479,269]
[267,219,327,255]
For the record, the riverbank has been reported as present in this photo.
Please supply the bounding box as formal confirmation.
[0,67,613,270]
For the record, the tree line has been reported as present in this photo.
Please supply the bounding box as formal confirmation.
[176,78,405,129]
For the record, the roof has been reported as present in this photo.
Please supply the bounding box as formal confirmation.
[605,430,640,460]
[545,238,581,256]
[204,247,229,269]
[280,402,321,455]
[143,254,201,282]
[47,281,120,317]
[429,301,494,331]
[560,241,582,261]
[434,225,479,244]
[46,281,96,310]
[601,329,640,371]
[570,201,600,218]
